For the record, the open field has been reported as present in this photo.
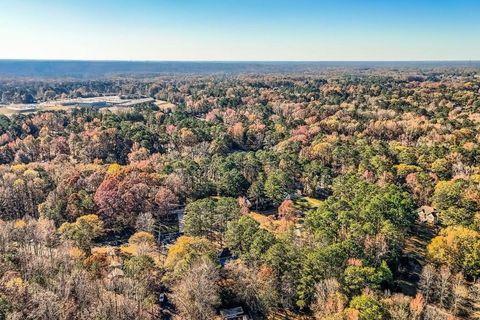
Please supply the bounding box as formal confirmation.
[0,97,159,116]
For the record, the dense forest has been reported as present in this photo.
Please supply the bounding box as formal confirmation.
[1,67,480,319]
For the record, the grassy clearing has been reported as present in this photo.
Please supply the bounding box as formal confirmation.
[156,101,177,111]
[248,211,295,235]
[246,197,321,235]
[41,105,71,111]
[0,105,69,116]
[248,211,272,225]
[0,108,14,116]
[294,196,322,210]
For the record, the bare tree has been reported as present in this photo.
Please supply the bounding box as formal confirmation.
[386,294,411,320]
[135,212,156,233]
[224,260,273,315]
[171,258,220,320]
[437,265,451,308]
[419,264,437,303]
[450,273,468,316]
[470,280,480,319]
[423,305,451,320]
[312,278,345,319]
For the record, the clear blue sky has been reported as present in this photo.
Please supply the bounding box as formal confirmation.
[0,0,479,61]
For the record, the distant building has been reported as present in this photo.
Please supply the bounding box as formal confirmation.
[416,205,439,225]
[78,101,109,108]
[220,307,250,320]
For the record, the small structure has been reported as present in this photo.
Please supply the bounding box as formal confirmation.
[109,259,122,269]
[172,208,185,233]
[220,307,249,320]
[159,293,166,304]
[416,206,439,225]
[107,267,125,280]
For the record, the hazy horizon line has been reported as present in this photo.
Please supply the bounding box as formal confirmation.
[1,59,480,63]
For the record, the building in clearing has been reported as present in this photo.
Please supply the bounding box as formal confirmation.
[416,205,439,225]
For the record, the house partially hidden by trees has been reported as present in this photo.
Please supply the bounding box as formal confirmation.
[416,206,439,225]
[220,307,250,320]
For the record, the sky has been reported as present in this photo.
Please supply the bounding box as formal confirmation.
[0,0,479,61]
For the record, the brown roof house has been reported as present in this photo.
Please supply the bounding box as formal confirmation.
[416,205,439,225]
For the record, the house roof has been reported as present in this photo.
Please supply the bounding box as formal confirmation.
[416,205,437,214]
[109,260,122,268]
[220,307,245,318]
[108,268,125,279]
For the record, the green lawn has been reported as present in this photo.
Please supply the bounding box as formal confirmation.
[294,197,322,210]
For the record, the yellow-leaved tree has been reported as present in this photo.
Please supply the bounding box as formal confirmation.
[427,225,480,278]
[59,214,104,254]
